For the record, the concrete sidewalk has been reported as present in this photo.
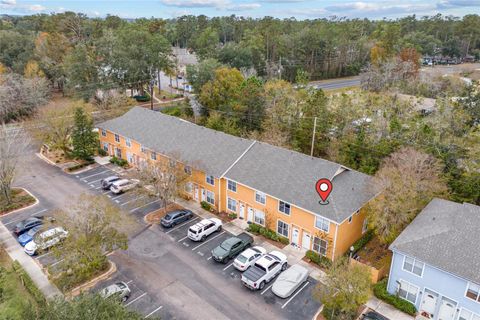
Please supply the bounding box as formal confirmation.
[0,221,62,299]
[366,296,415,320]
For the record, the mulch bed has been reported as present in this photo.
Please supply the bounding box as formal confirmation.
[0,188,36,216]
[145,203,186,224]
[301,256,329,272]
[41,147,74,165]
[261,237,289,249]
[211,211,237,223]
[355,236,391,269]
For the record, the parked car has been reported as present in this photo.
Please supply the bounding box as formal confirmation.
[101,176,120,190]
[187,218,222,241]
[17,225,42,246]
[233,246,267,271]
[13,217,43,236]
[160,209,194,228]
[241,251,288,290]
[24,227,68,256]
[271,264,309,298]
[110,179,139,194]
[100,281,131,302]
[361,311,389,320]
[211,233,253,263]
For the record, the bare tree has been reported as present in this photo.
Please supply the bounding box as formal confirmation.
[367,147,447,243]
[0,124,30,204]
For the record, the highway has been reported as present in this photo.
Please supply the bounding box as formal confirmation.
[309,76,361,90]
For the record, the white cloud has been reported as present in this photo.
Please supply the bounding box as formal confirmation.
[25,4,45,11]
[161,0,228,8]
[1,0,46,12]
[228,3,261,11]
[325,1,434,14]
[261,0,305,2]
[437,0,480,8]
[1,0,16,5]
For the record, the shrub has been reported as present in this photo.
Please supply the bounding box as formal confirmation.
[305,250,332,269]
[351,229,375,254]
[97,147,107,156]
[278,236,290,245]
[109,156,129,168]
[373,279,417,316]
[200,201,211,211]
[247,223,290,245]
[133,95,150,102]
[228,213,237,219]
[247,223,261,233]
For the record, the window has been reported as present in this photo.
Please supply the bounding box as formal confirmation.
[362,218,368,234]
[184,166,192,175]
[125,138,131,147]
[254,210,265,226]
[184,182,192,194]
[206,175,215,186]
[115,147,121,158]
[402,256,424,277]
[114,134,120,143]
[141,145,146,153]
[348,216,353,223]
[315,216,329,233]
[255,191,266,205]
[277,220,289,237]
[227,180,237,192]
[459,309,480,320]
[279,201,291,215]
[397,280,419,304]
[313,237,328,256]
[466,282,480,302]
[102,142,109,152]
[101,129,106,137]
[169,159,176,167]
[151,152,157,160]
[206,190,215,205]
[227,198,237,212]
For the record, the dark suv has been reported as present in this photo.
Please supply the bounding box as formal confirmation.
[160,210,194,228]
[13,217,43,236]
[100,176,120,190]
[362,311,389,320]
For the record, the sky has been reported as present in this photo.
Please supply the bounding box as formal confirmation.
[1,0,479,20]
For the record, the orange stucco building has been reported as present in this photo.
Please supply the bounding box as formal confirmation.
[98,107,376,260]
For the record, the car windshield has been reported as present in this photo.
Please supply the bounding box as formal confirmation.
[164,214,172,220]
[116,282,126,289]
[26,228,38,236]
[220,241,233,250]
[189,228,197,234]
[15,221,25,228]
[236,254,248,263]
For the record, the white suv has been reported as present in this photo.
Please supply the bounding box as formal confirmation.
[110,179,139,194]
[24,226,68,256]
[187,218,222,241]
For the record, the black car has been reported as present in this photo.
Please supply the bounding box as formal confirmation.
[362,311,389,320]
[13,217,43,236]
[161,210,193,228]
[101,176,120,190]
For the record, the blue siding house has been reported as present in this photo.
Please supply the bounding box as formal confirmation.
[387,199,480,320]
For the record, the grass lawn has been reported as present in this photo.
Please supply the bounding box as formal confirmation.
[0,189,36,215]
[153,87,182,100]
[0,248,38,319]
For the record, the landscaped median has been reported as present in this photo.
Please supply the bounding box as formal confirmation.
[0,188,37,215]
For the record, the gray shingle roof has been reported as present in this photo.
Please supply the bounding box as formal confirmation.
[224,142,375,223]
[390,198,480,284]
[98,107,253,177]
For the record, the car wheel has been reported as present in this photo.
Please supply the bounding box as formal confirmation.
[222,257,228,264]
[201,235,206,242]
[122,296,129,303]
[217,226,222,232]
[171,222,176,227]
[259,281,265,290]
[281,263,287,271]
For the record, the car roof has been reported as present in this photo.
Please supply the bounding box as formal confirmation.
[113,179,130,185]
[222,237,240,246]
[104,176,119,181]
[190,218,219,231]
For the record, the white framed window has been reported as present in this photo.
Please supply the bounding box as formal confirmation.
[255,191,266,205]
[279,201,291,215]
[114,134,120,142]
[101,129,106,137]
[227,198,237,212]
[348,216,353,223]
[151,152,157,160]
[254,209,265,226]
[397,280,419,304]
[169,159,176,167]
[313,237,328,256]
[184,166,192,175]
[315,216,330,233]
[277,220,289,238]
[184,182,193,194]
[402,256,424,277]
[362,218,368,234]
[125,138,131,147]
[115,147,122,158]
[206,190,215,205]
[466,282,480,302]
[227,180,237,192]
[206,175,215,186]
[102,142,109,152]
[141,145,146,153]
[459,308,480,320]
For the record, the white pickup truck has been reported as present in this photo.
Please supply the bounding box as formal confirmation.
[241,251,288,290]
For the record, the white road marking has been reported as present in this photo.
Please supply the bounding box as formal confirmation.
[107,195,112,198]
[4,208,48,226]
[261,284,274,295]
[125,292,147,306]
[207,256,212,261]
[125,280,133,285]
[120,195,146,206]
[130,199,160,212]
[36,251,53,259]
[49,258,64,267]
[281,281,310,309]
[95,186,102,190]
[177,236,188,242]
[197,251,204,256]
[90,177,111,184]
[90,184,95,187]
[145,306,163,318]
[81,170,109,181]
[223,262,234,271]
[182,242,190,247]
[102,190,110,194]
[111,193,129,200]
[165,217,199,234]
[191,231,225,251]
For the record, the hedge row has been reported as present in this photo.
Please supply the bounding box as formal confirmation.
[109,156,129,168]
[12,260,45,305]
[200,201,211,211]
[351,229,374,254]
[373,279,417,316]
[247,223,289,245]
[305,250,332,269]
[66,159,95,172]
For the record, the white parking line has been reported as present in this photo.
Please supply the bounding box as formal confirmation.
[89,177,111,184]
[177,236,188,242]
[207,256,212,261]
[125,280,133,285]
[49,259,64,267]
[36,251,53,259]
[223,262,234,271]
[281,281,310,309]
[4,209,48,226]
[81,170,110,181]
[111,193,129,201]
[102,190,111,194]
[121,195,146,206]
[125,292,147,306]
[145,306,163,318]
[191,231,225,251]
[261,284,274,295]
[130,200,160,213]
[165,217,199,234]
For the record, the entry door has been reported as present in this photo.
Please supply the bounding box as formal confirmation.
[438,297,457,320]
[200,188,205,202]
[420,289,438,318]
[239,203,245,219]
[302,231,311,250]
[247,207,254,222]
[126,152,134,164]
[193,184,199,201]
[292,227,300,247]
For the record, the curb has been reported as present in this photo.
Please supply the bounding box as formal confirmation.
[0,187,39,217]
[36,152,56,166]
[62,163,98,175]
[66,261,117,298]
[313,304,324,320]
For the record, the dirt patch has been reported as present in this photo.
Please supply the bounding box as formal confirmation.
[41,146,74,165]
[145,203,186,224]
[355,236,391,270]
[211,211,237,223]
[302,256,329,272]
[0,188,36,215]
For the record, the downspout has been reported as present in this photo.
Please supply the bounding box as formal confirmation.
[332,223,339,261]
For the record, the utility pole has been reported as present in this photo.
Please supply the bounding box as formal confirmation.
[150,79,154,110]
[310,117,317,157]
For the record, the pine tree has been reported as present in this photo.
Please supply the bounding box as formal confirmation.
[71,107,97,160]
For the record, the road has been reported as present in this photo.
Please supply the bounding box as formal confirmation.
[309,76,361,91]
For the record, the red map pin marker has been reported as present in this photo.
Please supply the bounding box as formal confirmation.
[316,178,332,205]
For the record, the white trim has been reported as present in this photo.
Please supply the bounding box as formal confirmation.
[205,190,215,205]
[253,209,265,226]
[314,216,330,233]
[465,282,480,303]
[254,190,266,205]
[227,179,237,193]
[402,255,425,278]
[219,140,257,178]
[397,279,420,305]
[276,219,290,238]
[458,307,480,320]
[206,175,215,186]
[331,224,338,261]
[227,197,237,213]
[278,200,291,216]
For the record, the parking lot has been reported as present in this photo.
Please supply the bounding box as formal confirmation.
[3,163,321,319]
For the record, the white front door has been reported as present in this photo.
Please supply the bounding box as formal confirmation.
[420,289,438,318]
[239,203,245,219]
[302,231,311,250]
[193,184,199,201]
[292,227,300,247]
[438,297,457,320]
[126,152,134,164]
[247,207,254,222]
[201,188,206,202]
